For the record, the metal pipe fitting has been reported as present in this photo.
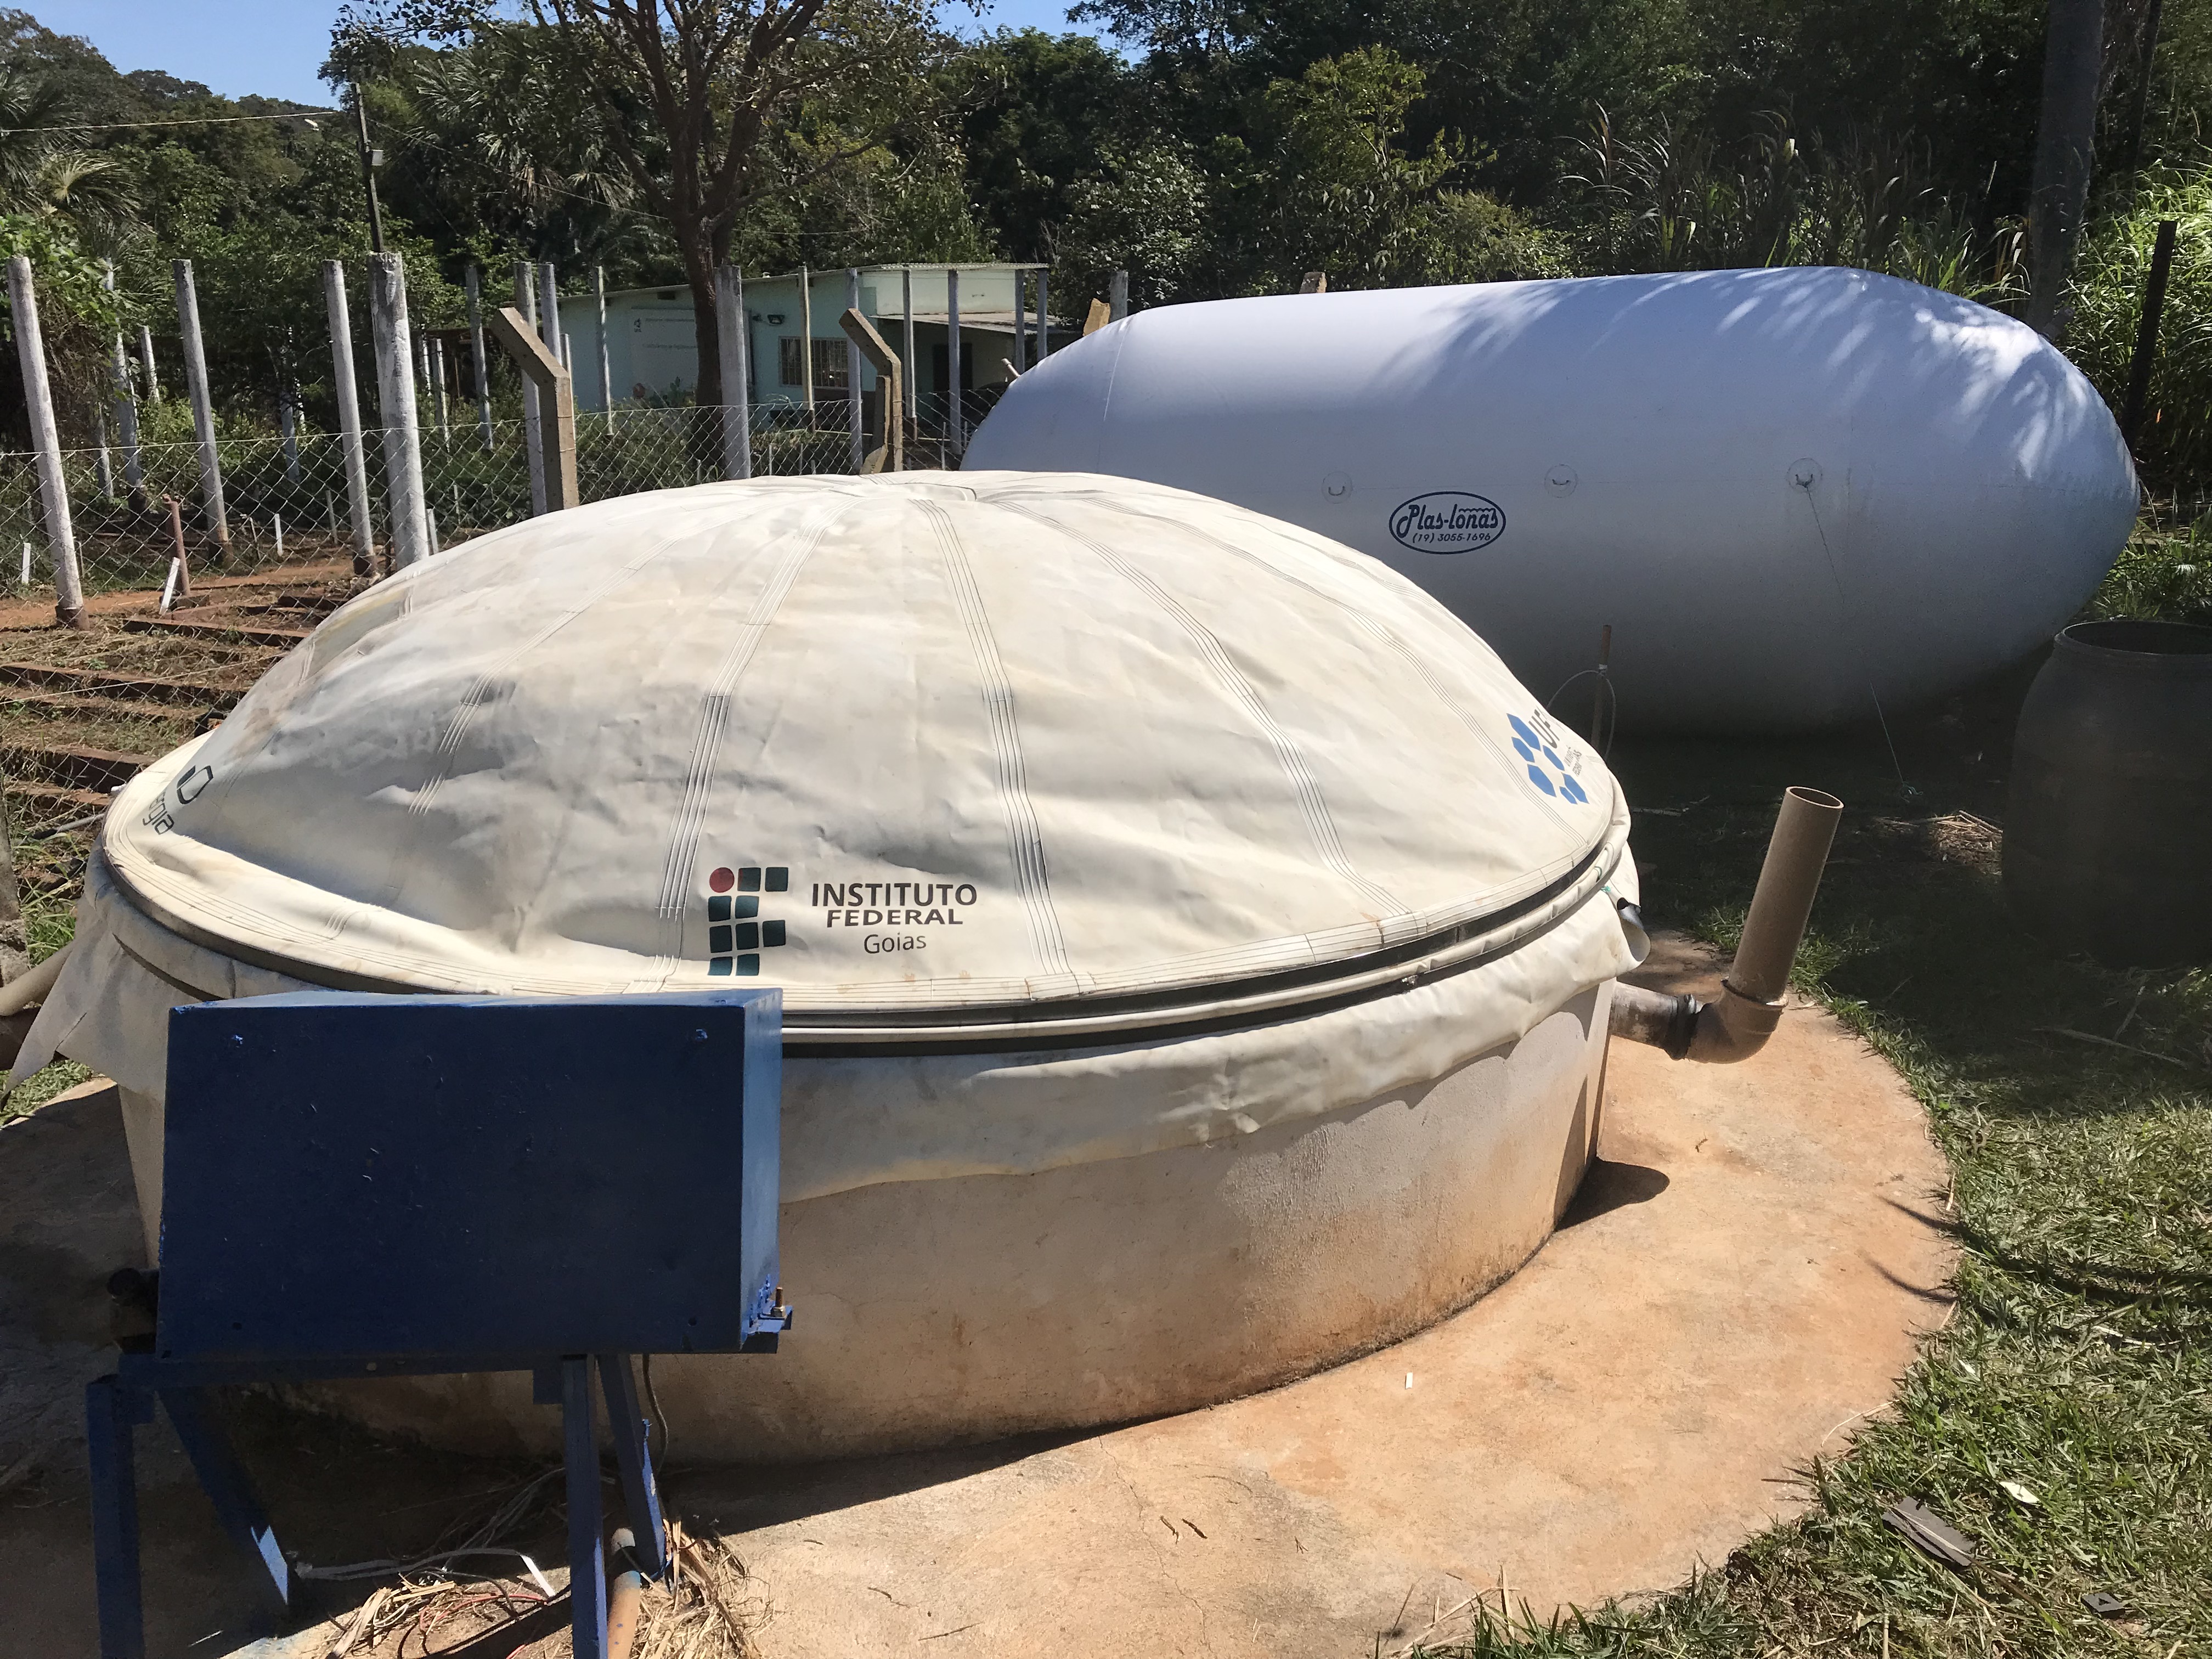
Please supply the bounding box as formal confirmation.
[1609,787,1842,1063]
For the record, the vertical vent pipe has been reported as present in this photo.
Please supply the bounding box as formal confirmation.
[1610,787,1843,1062]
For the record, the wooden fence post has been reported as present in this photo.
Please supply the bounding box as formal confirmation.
[173,258,230,553]
[486,305,578,510]
[714,264,751,481]
[324,260,376,577]
[516,259,546,515]
[2119,218,2180,448]
[465,264,493,449]
[839,306,901,475]
[9,256,84,626]
[369,252,431,569]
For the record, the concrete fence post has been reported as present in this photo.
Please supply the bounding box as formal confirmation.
[465,264,493,449]
[136,324,159,402]
[278,390,302,485]
[516,259,546,515]
[432,338,452,444]
[713,264,751,480]
[369,252,431,570]
[595,266,613,433]
[9,256,84,625]
[847,267,864,472]
[947,268,963,460]
[799,264,815,418]
[109,328,144,509]
[1037,267,1050,358]
[1012,270,1027,375]
[93,404,114,498]
[537,262,562,366]
[1109,268,1129,321]
[323,260,376,576]
[173,259,230,552]
[902,268,917,424]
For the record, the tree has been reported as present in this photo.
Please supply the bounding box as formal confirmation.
[352,0,951,407]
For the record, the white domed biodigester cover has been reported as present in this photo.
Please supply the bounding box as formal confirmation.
[25,474,1641,1199]
[96,474,1628,1022]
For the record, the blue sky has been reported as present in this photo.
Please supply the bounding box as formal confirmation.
[25,2,1110,107]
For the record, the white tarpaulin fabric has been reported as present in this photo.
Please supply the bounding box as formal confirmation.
[16,473,1642,1197]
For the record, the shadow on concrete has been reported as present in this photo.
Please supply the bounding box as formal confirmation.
[668,1422,1102,1534]
[1559,1157,1671,1228]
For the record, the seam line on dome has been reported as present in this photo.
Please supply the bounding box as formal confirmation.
[923,498,1074,982]
[999,500,1407,923]
[651,504,846,960]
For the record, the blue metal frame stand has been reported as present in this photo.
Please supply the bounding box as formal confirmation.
[84,1345,730,1659]
[86,986,788,1659]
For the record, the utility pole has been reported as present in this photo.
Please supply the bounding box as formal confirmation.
[352,82,386,255]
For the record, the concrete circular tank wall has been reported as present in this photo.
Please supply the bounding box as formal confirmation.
[303,986,1610,1460]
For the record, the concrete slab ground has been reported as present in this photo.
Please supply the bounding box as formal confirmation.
[0,936,1953,1656]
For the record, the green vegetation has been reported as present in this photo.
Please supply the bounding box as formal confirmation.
[0,1,2198,488]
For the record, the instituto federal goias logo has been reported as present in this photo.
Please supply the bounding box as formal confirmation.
[704,864,790,976]
[1390,491,1505,554]
[1507,710,1590,804]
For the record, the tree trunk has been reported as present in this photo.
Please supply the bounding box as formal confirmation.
[684,241,723,411]
[2025,0,2106,341]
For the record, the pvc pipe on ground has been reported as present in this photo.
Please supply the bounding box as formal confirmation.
[0,941,70,1017]
[1610,787,1842,1063]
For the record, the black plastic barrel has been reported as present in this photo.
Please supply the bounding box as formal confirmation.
[2004,619,2212,965]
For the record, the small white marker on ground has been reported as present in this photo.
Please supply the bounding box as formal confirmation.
[1406,1373,1413,1389]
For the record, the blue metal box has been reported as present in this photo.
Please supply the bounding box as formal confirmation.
[155,988,783,1364]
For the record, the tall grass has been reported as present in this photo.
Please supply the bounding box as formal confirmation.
[1564,111,2025,303]
[2064,167,2212,493]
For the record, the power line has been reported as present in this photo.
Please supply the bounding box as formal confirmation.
[0,108,339,136]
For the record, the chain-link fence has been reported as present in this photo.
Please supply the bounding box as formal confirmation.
[4,386,991,605]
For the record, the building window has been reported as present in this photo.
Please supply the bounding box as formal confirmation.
[779,336,850,390]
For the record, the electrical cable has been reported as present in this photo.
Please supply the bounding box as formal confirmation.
[1544,666,1618,758]
[1802,480,1914,794]
[0,109,337,135]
